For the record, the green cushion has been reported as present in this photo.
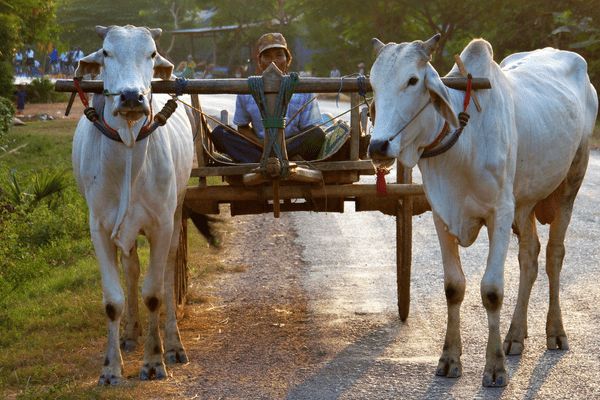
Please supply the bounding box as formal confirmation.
[318,121,351,159]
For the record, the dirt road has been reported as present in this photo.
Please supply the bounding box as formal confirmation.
[155,152,600,399]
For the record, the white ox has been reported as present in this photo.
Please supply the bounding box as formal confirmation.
[368,35,598,386]
[72,25,193,384]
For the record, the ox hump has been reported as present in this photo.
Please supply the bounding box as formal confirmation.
[456,39,494,76]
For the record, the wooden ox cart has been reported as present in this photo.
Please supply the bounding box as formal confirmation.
[56,67,490,321]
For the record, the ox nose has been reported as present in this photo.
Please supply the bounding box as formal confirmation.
[119,90,145,109]
[368,139,390,159]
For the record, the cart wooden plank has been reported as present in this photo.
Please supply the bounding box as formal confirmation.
[185,183,424,202]
[191,160,375,177]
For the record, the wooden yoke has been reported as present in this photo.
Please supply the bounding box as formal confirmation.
[242,63,323,217]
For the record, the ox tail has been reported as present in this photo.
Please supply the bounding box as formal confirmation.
[184,205,221,248]
[111,146,133,253]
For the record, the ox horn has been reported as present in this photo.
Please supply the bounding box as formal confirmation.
[95,26,109,39]
[372,38,385,55]
[423,33,441,56]
[148,28,162,39]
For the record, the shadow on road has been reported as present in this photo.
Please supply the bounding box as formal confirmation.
[522,350,567,399]
[286,320,401,400]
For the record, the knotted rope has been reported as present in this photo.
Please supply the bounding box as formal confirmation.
[248,72,299,177]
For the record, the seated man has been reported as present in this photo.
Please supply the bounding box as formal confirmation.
[211,32,326,163]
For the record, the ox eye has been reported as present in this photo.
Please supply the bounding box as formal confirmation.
[102,49,108,57]
[151,51,157,58]
[407,77,419,86]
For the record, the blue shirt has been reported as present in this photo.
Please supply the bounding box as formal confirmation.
[233,93,322,139]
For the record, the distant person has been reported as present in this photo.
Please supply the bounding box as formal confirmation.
[210,32,326,163]
[13,49,23,76]
[49,46,59,74]
[183,54,196,78]
[67,49,75,74]
[25,47,34,76]
[72,47,84,72]
[357,62,366,75]
[203,63,214,79]
[60,50,69,75]
[32,59,41,76]
[15,84,26,115]
[329,66,341,78]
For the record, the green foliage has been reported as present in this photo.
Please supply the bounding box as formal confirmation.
[0,61,14,99]
[57,0,163,52]
[0,1,59,66]
[0,96,14,140]
[2,168,68,209]
[0,168,79,299]
[26,77,69,103]
[298,0,600,84]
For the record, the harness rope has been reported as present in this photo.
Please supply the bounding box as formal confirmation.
[248,72,299,177]
[375,73,473,194]
[73,77,179,143]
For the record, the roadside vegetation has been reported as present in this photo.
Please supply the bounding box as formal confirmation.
[0,119,223,399]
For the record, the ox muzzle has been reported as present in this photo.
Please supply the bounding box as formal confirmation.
[114,88,151,120]
[368,139,393,160]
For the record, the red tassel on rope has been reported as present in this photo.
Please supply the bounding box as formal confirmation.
[376,167,388,196]
[463,73,472,112]
[73,78,90,108]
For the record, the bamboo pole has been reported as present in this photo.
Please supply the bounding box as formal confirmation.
[55,76,491,95]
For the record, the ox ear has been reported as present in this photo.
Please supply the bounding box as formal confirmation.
[148,28,162,40]
[424,64,459,128]
[153,53,174,80]
[422,33,441,56]
[95,26,109,39]
[372,38,385,55]
[75,50,103,78]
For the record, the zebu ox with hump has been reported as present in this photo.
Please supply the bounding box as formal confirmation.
[368,34,597,386]
[73,25,198,384]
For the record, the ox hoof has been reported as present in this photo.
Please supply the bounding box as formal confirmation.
[482,367,508,387]
[436,356,462,378]
[120,338,139,352]
[547,335,569,350]
[503,340,524,355]
[165,348,188,364]
[140,362,167,381]
[98,374,122,386]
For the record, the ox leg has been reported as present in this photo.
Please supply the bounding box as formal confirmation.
[433,214,465,379]
[92,226,125,385]
[545,143,588,350]
[504,207,539,355]
[120,241,142,352]
[481,207,513,387]
[164,205,188,364]
[139,227,172,380]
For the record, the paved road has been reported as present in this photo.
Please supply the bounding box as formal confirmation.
[284,153,600,399]
[174,93,600,398]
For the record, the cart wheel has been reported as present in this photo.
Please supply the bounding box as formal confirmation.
[396,165,413,321]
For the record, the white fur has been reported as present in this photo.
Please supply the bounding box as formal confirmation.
[72,25,192,384]
[370,37,598,386]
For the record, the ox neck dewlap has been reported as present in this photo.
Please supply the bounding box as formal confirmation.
[73,78,178,143]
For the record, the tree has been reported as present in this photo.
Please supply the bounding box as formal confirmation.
[0,0,59,96]
[56,0,154,52]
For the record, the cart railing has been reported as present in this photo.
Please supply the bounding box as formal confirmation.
[55,70,490,321]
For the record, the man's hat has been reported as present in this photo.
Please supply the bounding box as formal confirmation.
[256,32,292,63]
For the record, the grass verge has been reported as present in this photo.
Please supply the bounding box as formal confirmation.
[0,119,226,399]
